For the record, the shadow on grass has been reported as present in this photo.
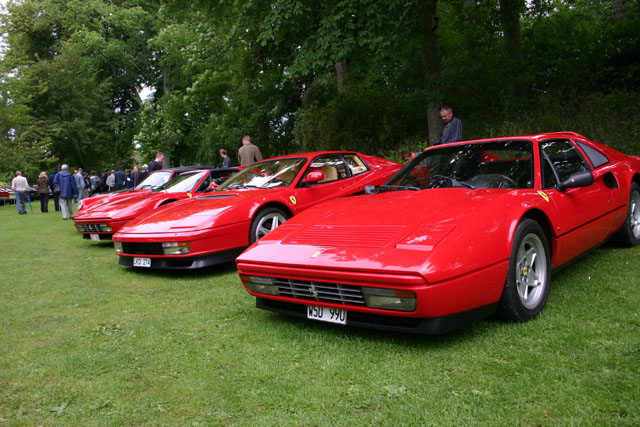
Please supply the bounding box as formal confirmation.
[257,308,495,348]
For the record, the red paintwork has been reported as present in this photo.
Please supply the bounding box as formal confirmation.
[73,168,237,239]
[236,132,640,333]
[77,169,181,214]
[112,152,402,268]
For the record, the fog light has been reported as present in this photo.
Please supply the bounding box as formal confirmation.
[75,224,84,232]
[240,275,279,296]
[114,241,123,254]
[162,241,190,255]
[362,287,416,311]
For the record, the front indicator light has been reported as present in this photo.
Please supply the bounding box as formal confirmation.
[114,241,123,254]
[240,275,279,296]
[162,241,190,255]
[362,287,416,312]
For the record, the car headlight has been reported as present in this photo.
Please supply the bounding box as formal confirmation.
[240,275,279,295]
[362,287,416,311]
[114,241,123,254]
[162,241,190,255]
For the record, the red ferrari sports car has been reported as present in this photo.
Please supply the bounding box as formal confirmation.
[77,166,221,214]
[113,151,402,269]
[73,167,239,241]
[237,132,640,334]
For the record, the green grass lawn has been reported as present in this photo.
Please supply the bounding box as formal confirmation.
[1,201,638,425]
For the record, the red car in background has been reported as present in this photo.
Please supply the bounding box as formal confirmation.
[237,132,640,334]
[113,151,402,269]
[77,166,224,214]
[73,167,240,241]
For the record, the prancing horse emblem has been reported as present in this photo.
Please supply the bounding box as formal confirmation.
[309,283,319,300]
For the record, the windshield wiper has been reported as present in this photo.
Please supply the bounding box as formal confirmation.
[429,175,475,189]
[366,185,420,194]
[224,184,264,190]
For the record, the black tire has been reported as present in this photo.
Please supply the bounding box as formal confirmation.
[495,219,551,322]
[612,182,640,247]
[249,207,289,244]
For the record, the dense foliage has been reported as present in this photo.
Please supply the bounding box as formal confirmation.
[1,0,638,181]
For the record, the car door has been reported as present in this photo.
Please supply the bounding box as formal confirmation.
[290,154,367,213]
[540,139,614,264]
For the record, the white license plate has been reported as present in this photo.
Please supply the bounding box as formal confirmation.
[90,234,101,242]
[133,257,151,268]
[307,305,347,325]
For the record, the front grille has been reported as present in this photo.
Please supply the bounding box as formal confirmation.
[121,242,164,255]
[273,277,365,306]
[77,224,107,232]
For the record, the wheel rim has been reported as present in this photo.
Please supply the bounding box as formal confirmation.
[630,189,640,239]
[516,233,548,310]
[254,212,287,240]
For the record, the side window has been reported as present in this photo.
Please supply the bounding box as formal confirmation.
[196,173,211,192]
[541,139,591,189]
[575,140,609,168]
[343,154,369,176]
[304,155,348,183]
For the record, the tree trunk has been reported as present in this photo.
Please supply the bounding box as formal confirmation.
[612,0,629,23]
[162,64,172,167]
[419,0,442,145]
[335,59,347,94]
[499,0,526,98]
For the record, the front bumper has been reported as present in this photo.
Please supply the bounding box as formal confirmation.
[257,298,497,335]
[118,246,246,270]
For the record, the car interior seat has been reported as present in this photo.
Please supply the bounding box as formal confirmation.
[319,166,338,182]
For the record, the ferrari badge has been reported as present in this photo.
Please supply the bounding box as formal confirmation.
[290,196,297,205]
[537,191,549,202]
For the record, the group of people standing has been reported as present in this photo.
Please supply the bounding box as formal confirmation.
[218,135,263,168]
[9,159,157,219]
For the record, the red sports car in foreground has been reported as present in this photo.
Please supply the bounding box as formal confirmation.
[237,132,640,334]
[77,166,221,214]
[113,152,402,269]
[73,167,239,241]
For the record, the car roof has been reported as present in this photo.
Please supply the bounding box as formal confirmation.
[156,165,240,174]
[260,151,369,162]
[432,132,592,148]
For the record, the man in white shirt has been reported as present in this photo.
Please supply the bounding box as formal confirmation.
[11,171,29,215]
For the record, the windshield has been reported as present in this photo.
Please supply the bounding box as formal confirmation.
[153,171,207,193]
[136,170,173,189]
[217,158,307,190]
[386,140,534,190]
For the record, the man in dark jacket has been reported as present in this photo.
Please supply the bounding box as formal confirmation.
[49,168,60,211]
[114,166,126,189]
[433,106,463,146]
[100,169,109,192]
[53,164,78,220]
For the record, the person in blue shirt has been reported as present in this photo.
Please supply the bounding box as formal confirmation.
[54,164,78,220]
[434,106,463,145]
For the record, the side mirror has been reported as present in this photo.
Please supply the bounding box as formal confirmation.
[302,171,324,184]
[364,184,377,195]
[557,171,594,192]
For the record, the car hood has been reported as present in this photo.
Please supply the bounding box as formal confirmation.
[117,189,271,234]
[75,192,169,220]
[239,188,523,281]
